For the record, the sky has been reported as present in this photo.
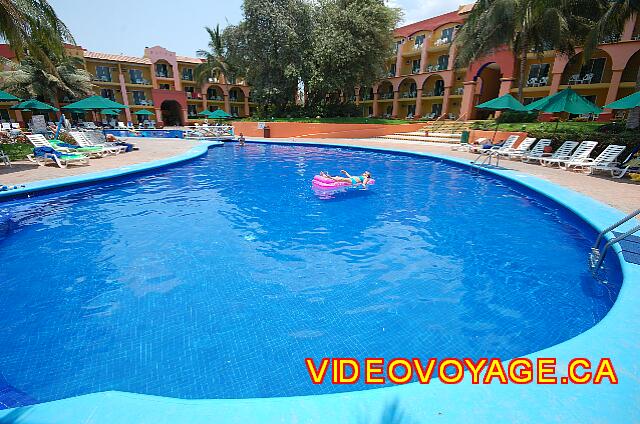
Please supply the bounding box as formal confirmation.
[49,0,460,58]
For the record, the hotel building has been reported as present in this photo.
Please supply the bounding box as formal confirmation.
[358,4,640,121]
[0,44,255,126]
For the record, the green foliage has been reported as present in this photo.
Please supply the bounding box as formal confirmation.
[238,116,415,125]
[223,0,400,117]
[0,0,75,73]
[0,142,31,160]
[0,54,94,104]
[195,25,234,85]
[495,111,538,123]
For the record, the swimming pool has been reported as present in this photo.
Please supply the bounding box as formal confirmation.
[0,143,623,404]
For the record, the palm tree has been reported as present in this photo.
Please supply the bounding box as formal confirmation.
[195,25,234,85]
[584,0,640,128]
[455,0,600,102]
[0,54,94,106]
[0,0,74,69]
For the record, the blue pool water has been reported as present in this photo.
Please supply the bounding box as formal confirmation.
[0,143,623,402]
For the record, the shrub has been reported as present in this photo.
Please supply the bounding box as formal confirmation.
[495,111,538,124]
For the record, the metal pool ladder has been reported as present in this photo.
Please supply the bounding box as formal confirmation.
[589,209,640,275]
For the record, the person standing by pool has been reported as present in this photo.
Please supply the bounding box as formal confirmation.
[238,133,246,146]
[320,170,372,187]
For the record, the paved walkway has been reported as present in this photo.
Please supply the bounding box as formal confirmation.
[0,138,199,188]
[1,137,637,214]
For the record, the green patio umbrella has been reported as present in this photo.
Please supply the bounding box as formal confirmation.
[209,109,232,119]
[134,109,154,116]
[11,99,58,111]
[198,110,213,117]
[526,88,602,133]
[604,91,640,110]
[0,89,19,102]
[101,108,120,115]
[62,95,128,111]
[476,93,528,140]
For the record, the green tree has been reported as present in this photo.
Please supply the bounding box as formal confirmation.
[307,0,401,111]
[195,25,234,85]
[455,0,601,101]
[583,0,640,128]
[0,54,94,105]
[0,0,74,70]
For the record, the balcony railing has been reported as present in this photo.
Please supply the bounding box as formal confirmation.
[423,90,444,97]
[526,76,550,87]
[432,38,452,47]
[207,95,224,101]
[387,71,396,78]
[401,91,417,98]
[182,74,194,81]
[454,87,464,95]
[132,99,154,106]
[130,78,151,85]
[633,33,640,40]
[600,34,621,44]
[380,93,394,100]
[361,94,372,100]
[426,64,448,72]
[156,71,172,78]
[567,73,601,85]
[94,75,112,83]
[411,67,420,74]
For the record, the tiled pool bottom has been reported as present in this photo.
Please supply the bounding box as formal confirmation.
[0,140,637,423]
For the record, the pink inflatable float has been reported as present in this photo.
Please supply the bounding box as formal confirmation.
[312,175,375,190]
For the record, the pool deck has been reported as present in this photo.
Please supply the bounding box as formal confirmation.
[0,138,200,189]
[1,137,639,423]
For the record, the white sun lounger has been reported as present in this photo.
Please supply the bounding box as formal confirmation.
[537,141,579,167]
[0,149,10,167]
[541,141,598,168]
[520,139,552,162]
[561,144,627,173]
[69,131,125,155]
[502,137,537,159]
[25,134,89,168]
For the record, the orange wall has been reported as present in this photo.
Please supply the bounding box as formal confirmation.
[470,130,529,145]
[233,122,425,139]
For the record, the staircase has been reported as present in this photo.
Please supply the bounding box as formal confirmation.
[379,119,476,144]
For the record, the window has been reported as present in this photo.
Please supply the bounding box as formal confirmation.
[414,35,425,48]
[100,89,115,101]
[184,86,195,99]
[129,69,144,84]
[159,83,171,90]
[132,91,146,105]
[389,63,396,77]
[182,68,193,81]
[407,104,416,116]
[394,40,401,53]
[156,63,169,78]
[437,55,449,70]
[434,79,445,96]
[580,58,606,83]
[207,88,222,100]
[187,104,197,117]
[95,66,111,82]
[431,103,443,115]
[527,64,550,85]
[230,106,240,116]
[411,59,421,74]
[441,28,454,43]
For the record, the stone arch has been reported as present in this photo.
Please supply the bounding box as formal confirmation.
[475,62,502,119]
[561,49,614,85]
[422,74,446,96]
[228,87,245,102]
[206,85,224,101]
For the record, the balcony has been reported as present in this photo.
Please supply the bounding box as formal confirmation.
[453,87,464,95]
[633,33,640,40]
[379,93,394,100]
[207,95,224,101]
[130,78,151,85]
[425,64,448,73]
[132,98,154,106]
[526,76,550,87]
[361,94,372,101]
[411,67,420,75]
[93,75,112,83]
[600,34,621,44]
[423,89,444,97]
[400,91,417,99]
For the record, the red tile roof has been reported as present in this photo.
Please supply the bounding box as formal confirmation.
[84,51,151,65]
[177,56,204,64]
[394,8,468,38]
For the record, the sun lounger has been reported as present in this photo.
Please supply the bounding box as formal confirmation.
[537,140,579,166]
[69,131,126,155]
[611,157,640,179]
[541,141,597,168]
[27,146,89,168]
[561,144,626,173]
[478,135,519,156]
[520,139,552,163]
[26,133,104,158]
[501,137,537,159]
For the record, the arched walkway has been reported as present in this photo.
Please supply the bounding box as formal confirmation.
[474,62,502,119]
[161,100,183,126]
